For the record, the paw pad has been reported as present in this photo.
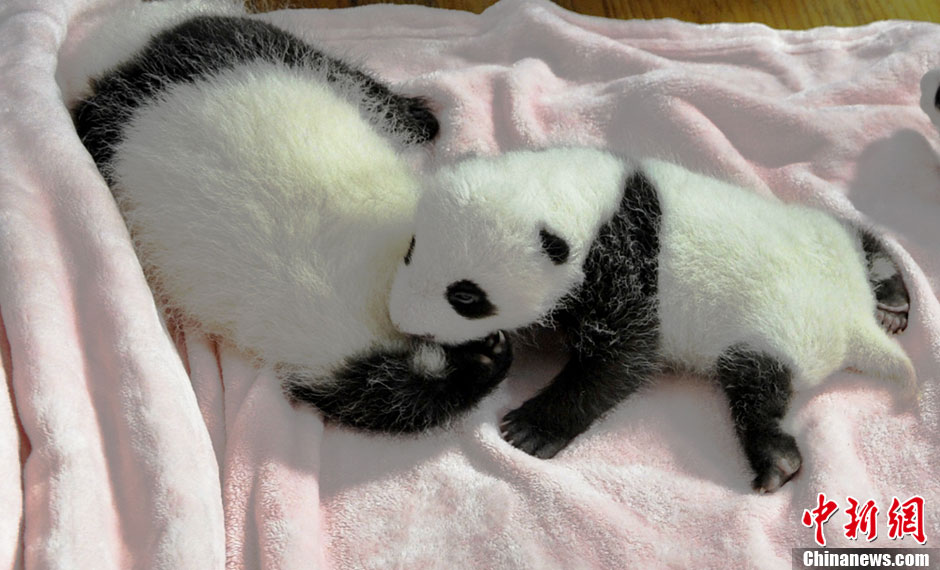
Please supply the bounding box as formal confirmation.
[877,302,909,334]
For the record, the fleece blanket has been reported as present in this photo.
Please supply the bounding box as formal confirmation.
[2,0,940,568]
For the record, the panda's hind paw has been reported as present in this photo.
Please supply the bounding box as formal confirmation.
[749,432,803,494]
[877,302,909,334]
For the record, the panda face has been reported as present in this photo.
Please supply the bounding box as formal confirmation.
[389,225,573,343]
[388,191,576,344]
[389,149,625,344]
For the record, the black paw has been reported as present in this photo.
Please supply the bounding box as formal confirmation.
[748,432,803,493]
[877,302,909,334]
[872,273,909,334]
[500,403,573,459]
[445,330,513,385]
[389,96,439,143]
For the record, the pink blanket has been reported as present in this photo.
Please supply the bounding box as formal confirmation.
[2,0,939,568]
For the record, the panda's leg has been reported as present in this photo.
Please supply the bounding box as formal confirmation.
[859,230,909,334]
[317,58,440,144]
[500,349,658,459]
[285,332,511,434]
[715,345,802,493]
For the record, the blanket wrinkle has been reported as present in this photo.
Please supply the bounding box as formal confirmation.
[1,0,939,568]
[2,0,225,568]
[0,313,24,570]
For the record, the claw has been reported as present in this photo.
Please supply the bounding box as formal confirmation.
[488,330,507,353]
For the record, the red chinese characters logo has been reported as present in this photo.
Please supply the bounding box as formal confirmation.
[844,497,878,542]
[802,493,927,546]
[887,496,926,544]
[802,493,839,546]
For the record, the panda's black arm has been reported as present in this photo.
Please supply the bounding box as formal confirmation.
[285,332,511,434]
[500,310,660,459]
[501,170,664,458]
[502,281,660,460]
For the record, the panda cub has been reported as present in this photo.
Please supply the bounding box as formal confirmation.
[389,147,915,492]
[70,12,511,433]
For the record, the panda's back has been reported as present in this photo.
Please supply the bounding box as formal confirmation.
[644,160,875,383]
[112,62,418,373]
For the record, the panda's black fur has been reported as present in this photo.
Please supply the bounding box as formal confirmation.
[500,171,664,462]
[391,149,913,492]
[70,12,511,435]
[73,14,439,177]
[508,173,910,491]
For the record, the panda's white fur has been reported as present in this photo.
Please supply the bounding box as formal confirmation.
[651,158,913,387]
[389,147,915,490]
[391,147,913,390]
[70,12,510,433]
[115,62,415,377]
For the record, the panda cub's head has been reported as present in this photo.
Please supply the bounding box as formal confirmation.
[389,148,629,344]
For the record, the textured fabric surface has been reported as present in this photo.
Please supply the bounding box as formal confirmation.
[2,0,939,568]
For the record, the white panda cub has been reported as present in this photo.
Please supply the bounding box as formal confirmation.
[389,147,914,492]
[70,13,511,433]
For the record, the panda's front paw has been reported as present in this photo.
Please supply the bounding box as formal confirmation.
[500,402,573,459]
[747,431,803,493]
[445,330,512,385]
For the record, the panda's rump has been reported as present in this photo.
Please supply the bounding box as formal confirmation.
[648,161,874,384]
[113,62,418,374]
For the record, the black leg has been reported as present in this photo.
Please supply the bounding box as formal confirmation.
[715,346,802,493]
[372,90,440,144]
[859,230,910,334]
[320,60,440,144]
[500,350,657,459]
[285,332,511,434]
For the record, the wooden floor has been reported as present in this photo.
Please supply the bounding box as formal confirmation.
[248,0,939,29]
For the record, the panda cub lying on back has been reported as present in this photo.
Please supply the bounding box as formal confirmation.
[390,147,915,492]
[70,11,510,434]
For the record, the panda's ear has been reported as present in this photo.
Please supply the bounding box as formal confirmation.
[539,228,570,265]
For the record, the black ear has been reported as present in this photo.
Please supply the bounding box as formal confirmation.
[539,228,570,265]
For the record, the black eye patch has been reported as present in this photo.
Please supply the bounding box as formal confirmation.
[445,279,497,319]
[404,235,415,265]
[540,228,570,265]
